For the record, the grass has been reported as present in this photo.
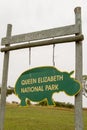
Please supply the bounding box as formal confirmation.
[4,104,87,130]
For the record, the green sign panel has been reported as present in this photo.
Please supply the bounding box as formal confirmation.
[15,66,81,106]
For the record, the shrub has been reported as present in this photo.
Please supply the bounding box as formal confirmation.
[54,101,74,109]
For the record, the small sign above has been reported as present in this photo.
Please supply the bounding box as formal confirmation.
[15,66,81,106]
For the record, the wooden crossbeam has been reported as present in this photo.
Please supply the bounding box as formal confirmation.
[0,34,84,52]
[1,24,80,45]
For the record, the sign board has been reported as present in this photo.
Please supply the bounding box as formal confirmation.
[15,66,81,106]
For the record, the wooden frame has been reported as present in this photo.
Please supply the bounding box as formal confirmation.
[0,7,84,130]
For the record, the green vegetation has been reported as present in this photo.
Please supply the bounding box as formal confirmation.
[4,104,87,130]
[37,100,74,108]
[0,86,14,96]
[54,101,74,108]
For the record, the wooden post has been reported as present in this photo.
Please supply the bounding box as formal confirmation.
[0,24,12,130]
[74,7,84,130]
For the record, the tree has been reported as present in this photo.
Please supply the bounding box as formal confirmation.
[0,85,14,96]
[82,75,87,98]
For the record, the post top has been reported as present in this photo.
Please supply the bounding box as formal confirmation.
[74,7,81,13]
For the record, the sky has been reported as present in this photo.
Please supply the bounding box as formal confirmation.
[0,0,87,107]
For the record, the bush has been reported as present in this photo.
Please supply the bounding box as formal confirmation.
[54,101,74,109]
[38,99,48,106]
[26,99,31,105]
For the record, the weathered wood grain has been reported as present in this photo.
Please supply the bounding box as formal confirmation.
[1,24,80,45]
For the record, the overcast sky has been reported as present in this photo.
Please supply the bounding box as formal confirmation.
[0,0,87,106]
